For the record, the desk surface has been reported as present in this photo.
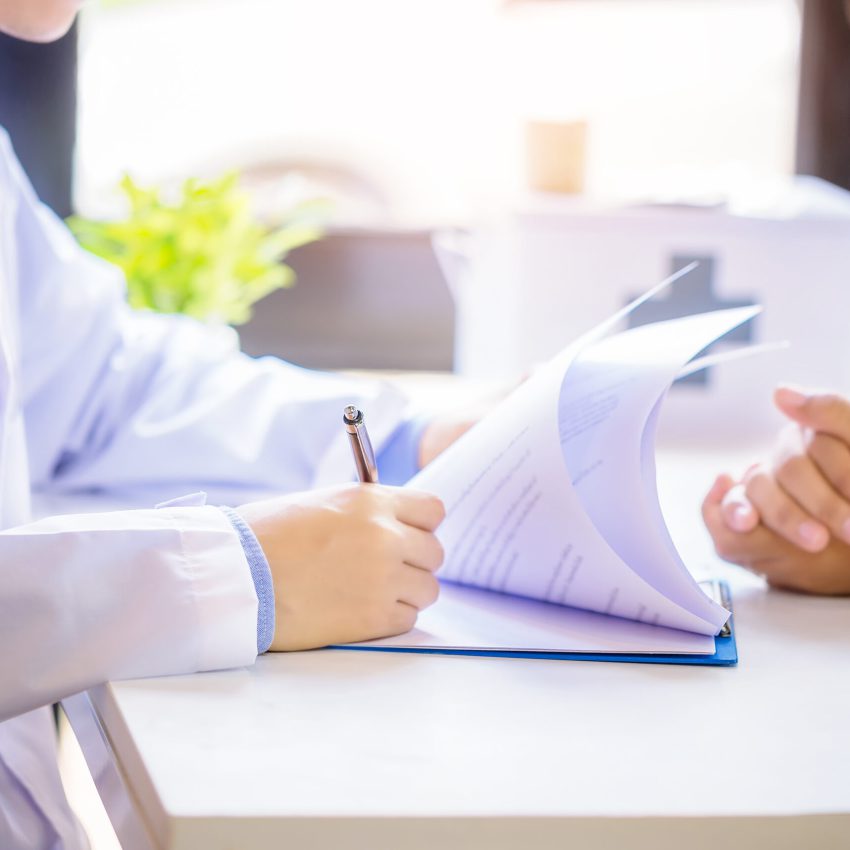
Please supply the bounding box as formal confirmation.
[62,450,850,850]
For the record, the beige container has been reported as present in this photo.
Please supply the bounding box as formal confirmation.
[525,119,587,194]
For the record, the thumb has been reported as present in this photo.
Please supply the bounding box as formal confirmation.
[774,385,850,443]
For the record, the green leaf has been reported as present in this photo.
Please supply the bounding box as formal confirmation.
[67,171,328,326]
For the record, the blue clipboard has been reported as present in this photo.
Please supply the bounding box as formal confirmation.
[333,580,737,667]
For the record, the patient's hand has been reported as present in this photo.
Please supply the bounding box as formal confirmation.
[703,472,850,595]
[717,387,850,553]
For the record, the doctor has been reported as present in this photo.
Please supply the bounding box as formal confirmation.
[0,2,472,847]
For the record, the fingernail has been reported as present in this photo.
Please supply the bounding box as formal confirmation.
[799,521,828,551]
[732,504,752,529]
[778,386,808,408]
[842,518,850,544]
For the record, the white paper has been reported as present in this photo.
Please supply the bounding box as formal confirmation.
[412,358,720,634]
[353,582,715,655]
[558,307,759,626]
[362,282,761,656]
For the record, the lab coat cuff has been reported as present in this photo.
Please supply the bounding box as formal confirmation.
[219,506,275,654]
[165,505,260,670]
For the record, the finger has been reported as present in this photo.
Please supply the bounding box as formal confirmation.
[705,473,735,506]
[744,465,829,552]
[773,452,850,545]
[401,527,445,572]
[720,483,760,532]
[703,498,804,584]
[700,473,734,527]
[774,386,850,444]
[396,566,440,610]
[703,497,762,567]
[808,431,850,503]
[387,601,418,636]
[393,488,446,532]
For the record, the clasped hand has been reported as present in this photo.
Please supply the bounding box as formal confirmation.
[703,386,850,594]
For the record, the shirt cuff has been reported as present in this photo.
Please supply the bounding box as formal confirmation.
[376,415,430,485]
[219,506,275,654]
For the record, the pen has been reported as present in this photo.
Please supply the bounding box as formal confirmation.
[343,404,379,484]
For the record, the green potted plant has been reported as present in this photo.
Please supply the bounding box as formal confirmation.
[68,172,325,325]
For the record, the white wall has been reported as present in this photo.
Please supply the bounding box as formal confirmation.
[76,0,801,225]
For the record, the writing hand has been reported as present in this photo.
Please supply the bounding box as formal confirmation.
[237,484,445,650]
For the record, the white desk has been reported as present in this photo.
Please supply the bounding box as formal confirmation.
[61,449,850,850]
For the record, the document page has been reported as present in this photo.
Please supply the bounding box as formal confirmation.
[396,291,757,651]
[411,352,720,635]
[558,307,758,626]
[350,582,716,655]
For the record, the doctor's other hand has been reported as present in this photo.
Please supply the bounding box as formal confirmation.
[418,383,517,468]
[418,413,478,469]
[236,484,445,651]
[717,386,850,556]
[702,473,850,595]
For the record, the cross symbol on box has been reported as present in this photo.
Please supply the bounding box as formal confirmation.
[626,255,757,386]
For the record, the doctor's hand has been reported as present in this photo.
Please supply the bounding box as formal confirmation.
[703,473,850,596]
[418,383,517,468]
[418,412,480,469]
[236,484,445,651]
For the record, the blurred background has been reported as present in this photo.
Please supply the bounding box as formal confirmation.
[2,5,849,845]
[72,0,802,223]
[1,0,848,412]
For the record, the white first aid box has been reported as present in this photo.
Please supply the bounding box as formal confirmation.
[449,178,850,444]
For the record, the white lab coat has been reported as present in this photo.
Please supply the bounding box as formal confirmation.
[0,129,406,848]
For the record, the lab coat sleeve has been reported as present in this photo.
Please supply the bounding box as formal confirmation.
[6,132,407,500]
[0,504,258,723]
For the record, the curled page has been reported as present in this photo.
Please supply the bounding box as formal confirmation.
[558,307,759,628]
[411,360,710,634]
[409,297,758,637]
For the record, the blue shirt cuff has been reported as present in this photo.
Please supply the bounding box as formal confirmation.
[219,506,275,654]
[376,415,430,485]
